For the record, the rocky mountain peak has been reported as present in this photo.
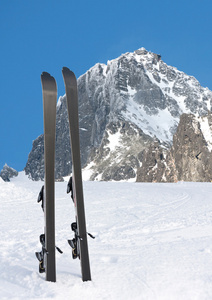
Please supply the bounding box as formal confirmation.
[0,164,18,182]
[25,48,212,181]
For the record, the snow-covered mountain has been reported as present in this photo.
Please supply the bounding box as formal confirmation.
[25,47,212,181]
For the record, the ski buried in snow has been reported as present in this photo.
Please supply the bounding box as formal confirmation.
[62,67,92,282]
[35,72,57,282]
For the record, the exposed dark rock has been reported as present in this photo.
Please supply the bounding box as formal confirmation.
[136,141,167,182]
[137,113,212,182]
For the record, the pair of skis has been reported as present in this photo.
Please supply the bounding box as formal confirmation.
[35,68,92,282]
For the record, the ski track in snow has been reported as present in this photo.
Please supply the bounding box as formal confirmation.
[0,173,212,299]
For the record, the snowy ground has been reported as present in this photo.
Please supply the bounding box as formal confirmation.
[0,173,212,299]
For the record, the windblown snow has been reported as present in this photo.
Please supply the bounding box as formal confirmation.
[0,173,212,299]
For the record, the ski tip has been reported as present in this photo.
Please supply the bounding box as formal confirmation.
[41,71,50,77]
[41,71,54,80]
[62,67,76,80]
[41,72,57,91]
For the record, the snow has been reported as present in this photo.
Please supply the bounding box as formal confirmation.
[107,129,122,152]
[57,96,64,108]
[1,172,212,299]
[144,62,190,115]
[0,176,5,184]
[122,97,176,141]
[199,116,212,151]
[82,161,95,181]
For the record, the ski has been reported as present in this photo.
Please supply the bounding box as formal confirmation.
[39,72,57,282]
[62,67,92,282]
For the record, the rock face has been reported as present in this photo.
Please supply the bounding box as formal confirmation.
[24,135,44,181]
[85,120,153,181]
[25,98,72,180]
[0,164,18,182]
[25,47,212,181]
[137,113,212,182]
[136,140,167,182]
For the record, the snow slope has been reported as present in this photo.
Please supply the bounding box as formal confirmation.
[0,173,212,299]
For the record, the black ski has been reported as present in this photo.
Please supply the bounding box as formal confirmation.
[62,67,91,282]
[39,72,57,282]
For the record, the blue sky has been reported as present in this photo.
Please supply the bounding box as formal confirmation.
[0,0,212,172]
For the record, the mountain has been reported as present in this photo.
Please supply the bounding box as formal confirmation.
[137,112,212,182]
[25,47,212,181]
[0,164,18,182]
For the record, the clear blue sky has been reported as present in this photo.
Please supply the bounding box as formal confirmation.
[0,0,212,171]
